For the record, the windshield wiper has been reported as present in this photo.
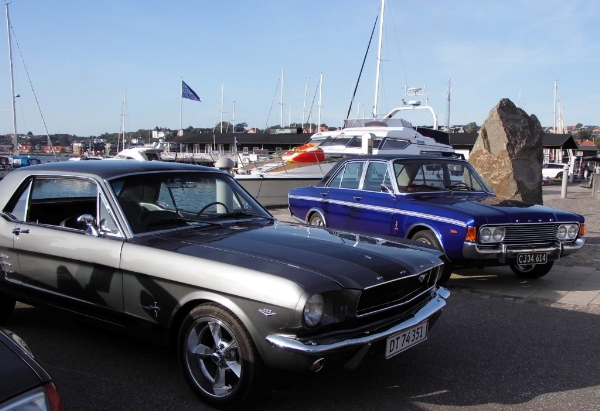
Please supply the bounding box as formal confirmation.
[214,211,275,221]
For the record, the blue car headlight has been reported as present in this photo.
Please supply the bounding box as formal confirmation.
[557,224,579,240]
[479,226,505,243]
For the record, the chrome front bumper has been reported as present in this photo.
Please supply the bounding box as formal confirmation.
[461,238,585,263]
[265,287,449,355]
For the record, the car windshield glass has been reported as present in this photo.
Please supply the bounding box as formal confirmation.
[393,159,490,193]
[109,171,271,234]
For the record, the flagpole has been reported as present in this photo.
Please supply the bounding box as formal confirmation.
[179,78,183,136]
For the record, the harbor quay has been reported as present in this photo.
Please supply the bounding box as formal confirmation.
[269,181,600,312]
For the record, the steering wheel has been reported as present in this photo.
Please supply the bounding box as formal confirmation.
[196,201,230,216]
[448,182,470,191]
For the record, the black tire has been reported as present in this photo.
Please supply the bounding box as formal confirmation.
[0,295,16,323]
[178,303,263,410]
[510,261,554,278]
[308,213,325,227]
[411,230,453,285]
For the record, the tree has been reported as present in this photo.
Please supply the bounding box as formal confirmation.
[214,122,233,133]
[576,123,583,129]
[594,137,600,150]
[465,122,478,133]
[234,122,248,132]
[573,129,592,142]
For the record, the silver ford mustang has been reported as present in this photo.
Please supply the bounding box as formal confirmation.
[0,160,449,409]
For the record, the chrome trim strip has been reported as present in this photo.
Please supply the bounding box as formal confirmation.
[266,287,449,355]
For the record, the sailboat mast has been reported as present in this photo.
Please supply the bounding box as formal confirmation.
[121,91,126,150]
[5,4,18,155]
[280,69,284,127]
[317,73,322,132]
[372,0,385,119]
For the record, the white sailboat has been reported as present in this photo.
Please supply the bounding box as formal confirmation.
[236,0,455,206]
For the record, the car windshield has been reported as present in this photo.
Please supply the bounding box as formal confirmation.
[109,171,272,234]
[393,159,491,193]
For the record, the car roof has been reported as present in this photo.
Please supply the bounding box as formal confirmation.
[6,160,221,180]
[340,153,466,162]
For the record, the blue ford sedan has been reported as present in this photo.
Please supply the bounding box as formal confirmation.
[288,154,586,284]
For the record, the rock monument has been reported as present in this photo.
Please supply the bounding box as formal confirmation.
[469,98,544,205]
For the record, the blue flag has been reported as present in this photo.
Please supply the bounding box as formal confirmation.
[182,80,201,101]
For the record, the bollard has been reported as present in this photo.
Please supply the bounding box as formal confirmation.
[593,174,599,199]
[560,164,568,198]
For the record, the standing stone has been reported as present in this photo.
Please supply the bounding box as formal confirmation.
[469,98,544,204]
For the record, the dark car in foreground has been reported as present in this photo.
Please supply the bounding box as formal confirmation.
[0,328,64,411]
[0,161,449,409]
[288,154,585,284]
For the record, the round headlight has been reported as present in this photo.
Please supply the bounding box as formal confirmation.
[480,227,492,243]
[492,227,505,242]
[568,225,578,239]
[304,294,324,327]
[557,225,567,240]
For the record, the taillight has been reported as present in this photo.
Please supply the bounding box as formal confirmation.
[44,382,64,411]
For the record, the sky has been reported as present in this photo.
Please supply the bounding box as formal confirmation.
[0,0,599,138]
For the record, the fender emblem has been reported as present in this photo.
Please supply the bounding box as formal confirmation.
[139,302,161,318]
[259,309,277,316]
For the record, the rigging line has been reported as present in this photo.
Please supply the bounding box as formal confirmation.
[9,23,57,158]
[263,71,281,130]
[345,11,379,120]
[306,75,320,131]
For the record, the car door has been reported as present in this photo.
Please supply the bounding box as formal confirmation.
[321,160,366,229]
[8,176,124,319]
[349,160,396,235]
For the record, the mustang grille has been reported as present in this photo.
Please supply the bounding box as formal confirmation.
[356,269,435,317]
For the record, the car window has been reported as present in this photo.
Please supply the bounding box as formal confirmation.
[328,162,364,189]
[7,177,110,232]
[393,159,488,192]
[109,172,267,234]
[363,161,390,191]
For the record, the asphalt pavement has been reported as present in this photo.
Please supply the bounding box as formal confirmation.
[270,180,600,313]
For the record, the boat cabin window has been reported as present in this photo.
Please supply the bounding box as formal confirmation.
[380,138,410,150]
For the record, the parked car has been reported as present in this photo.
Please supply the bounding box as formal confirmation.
[0,161,449,409]
[10,156,43,169]
[542,163,569,180]
[0,328,64,410]
[288,154,585,284]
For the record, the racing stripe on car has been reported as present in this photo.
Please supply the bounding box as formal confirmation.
[288,195,467,228]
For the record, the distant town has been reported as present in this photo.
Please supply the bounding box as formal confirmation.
[1,121,599,156]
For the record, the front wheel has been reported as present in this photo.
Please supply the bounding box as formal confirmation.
[510,261,554,278]
[410,230,453,285]
[178,303,263,409]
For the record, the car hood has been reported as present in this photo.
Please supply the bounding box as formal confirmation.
[414,193,584,225]
[142,221,444,290]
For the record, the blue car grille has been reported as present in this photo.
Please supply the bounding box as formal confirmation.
[490,223,562,245]
[356,270,435,317]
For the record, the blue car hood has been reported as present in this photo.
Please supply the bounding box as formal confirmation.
[414,193,583,225]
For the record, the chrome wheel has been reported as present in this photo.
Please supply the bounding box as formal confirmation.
[308,213,325,226]
[179,304,261,409]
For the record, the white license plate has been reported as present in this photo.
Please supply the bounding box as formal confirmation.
[385,321,428,359]
[517,253,548,264]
